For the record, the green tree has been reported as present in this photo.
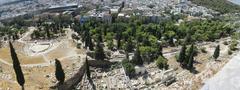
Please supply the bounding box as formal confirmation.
[213,45,220,60]
[105,33,114,50]
[187,50,194,70]
[116,32,122,49]
[95,41,105,60]
[131,46,143,65]
[157,44,163,56]
[229,40,238,51]
[183,44,194,68]
[44,24,51,39]
[86,57,91,78]
[96,33,103,43]
[9,42,25,89]
[88,36,94,51]
[84,29,94,51]
[55,59,65,85]
[155,55,168,70]
[122,59,135,77]
[178,44,186,63]
[124,38,134,52]
[0,41,2,48]
[139,46,158,62]
[107,40,114,50]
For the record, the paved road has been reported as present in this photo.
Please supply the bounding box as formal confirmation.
[202,53,240,90]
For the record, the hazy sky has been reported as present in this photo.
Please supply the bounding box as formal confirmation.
[0,0,21,5]
[230,0,240,5]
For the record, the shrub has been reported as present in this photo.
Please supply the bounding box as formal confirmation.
[200,47,207,53]
[175,53,179,61]
[223,41,228,45]
[228,50,233,55]
[76,43,81,49]
[229,40,238,51]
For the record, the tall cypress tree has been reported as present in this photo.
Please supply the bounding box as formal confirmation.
[84,30,90,48]
[213,45,220,60]
[183,44,194,68]
[186,44,194,69]
[86,57,91,78]
[187,50,194,70]
[178,44,186,63]
[9,41,25,88]
[55,59,65,85]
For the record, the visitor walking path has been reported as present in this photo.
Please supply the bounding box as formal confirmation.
[202,52,240,90]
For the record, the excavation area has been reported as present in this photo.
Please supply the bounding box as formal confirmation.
[29,42,51,53]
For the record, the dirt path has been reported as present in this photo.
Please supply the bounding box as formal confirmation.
[18,27,35,44]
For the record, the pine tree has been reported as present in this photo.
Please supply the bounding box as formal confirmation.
[131,46,143,65]
[86,57,91,78]
[55,59,65,85]
[95,41,105,60]
[213,45,220,60]
[9,41,25,89]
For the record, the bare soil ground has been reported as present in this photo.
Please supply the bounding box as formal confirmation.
[0,47,45,64]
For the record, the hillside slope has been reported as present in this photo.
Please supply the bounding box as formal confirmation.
[190,0,240,13]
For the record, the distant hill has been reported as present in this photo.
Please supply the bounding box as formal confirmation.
[190,0,240,14]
